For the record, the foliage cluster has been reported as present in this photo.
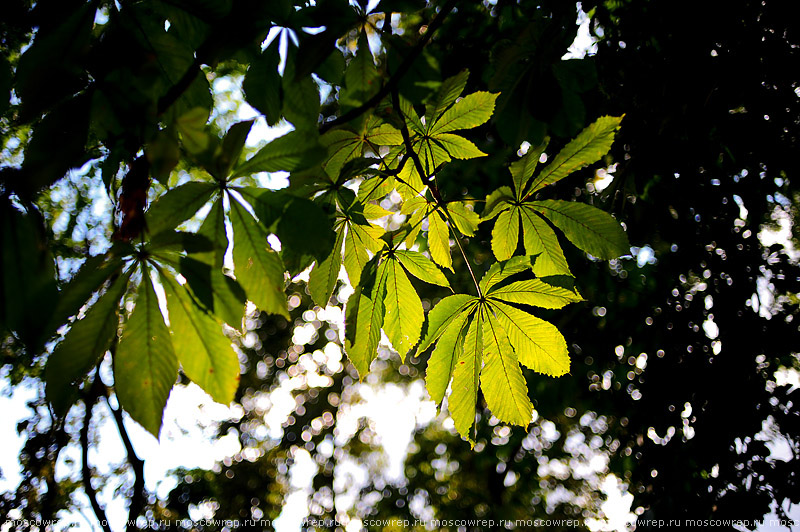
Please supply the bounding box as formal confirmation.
[2,0,799,531]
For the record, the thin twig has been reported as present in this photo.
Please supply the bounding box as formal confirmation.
[101,376,147,527]
[81,372,113,532]
[320,0,459,134]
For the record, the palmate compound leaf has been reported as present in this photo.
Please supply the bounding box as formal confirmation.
[114,266,178,437]
[45,268,133,417]
[419,255,580,442]
[160,268,239,405]
[482,115,628,273]
[229,198,289,318]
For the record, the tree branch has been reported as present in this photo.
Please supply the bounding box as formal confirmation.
[319,0,459,134]
[101,379,147,528]
[81,373,112,532]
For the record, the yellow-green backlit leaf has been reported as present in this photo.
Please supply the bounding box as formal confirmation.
[382,258,423,360]
[418,294,477,354]
[519,206,572,277]
[488,279,583,309]
[344,263,387,378]
[428,91,499,136]
[491,207,519,261]
[427,211,452,271]
[491,300,570,377]
[435,133,486,159]
[531,200,630,260]
[528,115,623,193]
[446,202,480,237]
[309,226,345,307]
[429,70,469,122]
[229,200,288,318]
[510,137,549,199]
[425,310,469,405]
[146,182,216,236]
[395,250,450,287]
[480,308,533,426]
[161,273,239,404]
[479,256,535,294]
[481,186,514,221]
[115,271,177,437]
[449,313,482,443]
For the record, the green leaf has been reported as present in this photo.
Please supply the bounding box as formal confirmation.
[394,250,450,287]
[480,307,533,426]
[178,257,246,329]
[146,182,216,236]
[339,32,380,109]
[321,129,363,178]
[146,129,180,186]
[281,56,321,129]
[435,134,487,159]
[365,122,403,146]
[44,249,127,341]
[237,188,335,274]
[229,200,288,318]
[216,120,255,179]
[528,116,623,194]
[519,206,573,277]
[382,258,424,360]
[449,312,482,443]
[510,138,549,199]
[428,91,499,136]
[341,210,385,284]
[488,279,583,309]
[242,41,282,126]
[479,256,535,294]
[427,211,452,271]
[115,269,178,437]
[308,225,345,307]
[232,130,326,177]
[425,310,469,405]
[176,107,212,154]
[194,199,227,269]
[481,186,514,221]
[491,207,520,261]
[344,260,388,378]
[490,300,570,377]
[45,270,132,417]
[530,200,630,260]
[446,202,480,236]
[417,294,477,354]
[428,70,469,123]
[161,272,239,404]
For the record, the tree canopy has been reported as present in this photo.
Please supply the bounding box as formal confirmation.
[1,1,798,531]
